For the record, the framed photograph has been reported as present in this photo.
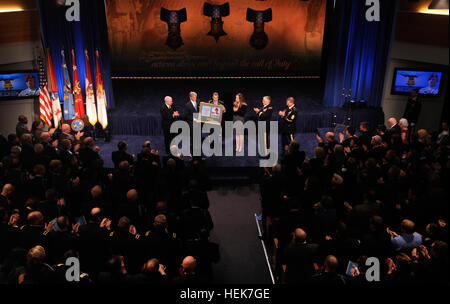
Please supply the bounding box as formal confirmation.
[198,102,224,125]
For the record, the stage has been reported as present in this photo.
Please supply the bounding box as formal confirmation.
[108,78,384,136]
[98,78,384,179]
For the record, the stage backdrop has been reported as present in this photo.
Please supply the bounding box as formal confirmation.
[105,0,327,77]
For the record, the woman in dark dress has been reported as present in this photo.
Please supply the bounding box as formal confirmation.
[232,93,247,152]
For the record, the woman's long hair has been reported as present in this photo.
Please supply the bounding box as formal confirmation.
[233,93,247,108]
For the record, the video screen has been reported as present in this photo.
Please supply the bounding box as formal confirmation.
[392,69,443,96]
[105,0,327,77]
[0,72,40,98]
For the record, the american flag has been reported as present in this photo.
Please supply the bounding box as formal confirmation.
[39,84,52,127]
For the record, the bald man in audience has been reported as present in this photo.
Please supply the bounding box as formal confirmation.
[134,258,168,284]
[0,184,14,212]
[173,256,205,284]
[20,211,49,251]
[281,228,320,284]
[77,207,111,275]
[316,131,338,154]
[78,137,101,169]
[386,117,401,141]
[39,132,58,160]
[116,189,141,228]
[57,123,83,149]
[311,255,346,285]
[389,219,422,253]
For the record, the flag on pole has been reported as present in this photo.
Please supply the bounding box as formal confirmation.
[46,49,62,128]
[72,49,85,119]
[84,50,97,126]
[95,50,108,129]
[46,49,58,93]
[61,50,75,120]
[39,84,52,128]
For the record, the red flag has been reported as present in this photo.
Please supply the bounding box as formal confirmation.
[71,49,85,119]
[46,49,58,93]
[46,49,62,128]
[84,50,97,126]
[39,84,52,127]
[95,50,108,129]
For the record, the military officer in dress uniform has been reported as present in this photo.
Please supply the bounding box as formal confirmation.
[279,97,298,151]
[253,96,273,156]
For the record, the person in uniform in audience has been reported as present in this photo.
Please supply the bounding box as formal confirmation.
[279,97,298,152]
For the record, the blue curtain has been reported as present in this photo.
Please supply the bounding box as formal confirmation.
[38,0,115,109]
[323,0,397,108]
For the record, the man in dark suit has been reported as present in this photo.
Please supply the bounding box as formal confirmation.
[386,117,401,143]
[179,194,214,240]
[115,189,142,229]
[184,92,199,155]
[112,140,134,169]
[77,207,111,275]
[172,256,206,284]
[359,121,372,149]
[19,211,50,251]
[16,115,30,138]
[39,132,58,160]
[281,228,319,284]
[316,132,338,154]
[184,92,199,125]
[160,96,180,154]
[311,255,346,285]
[403,89,421,129]
[78,137,100,170]
[57,123,83,151]
[0,184,14,214]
